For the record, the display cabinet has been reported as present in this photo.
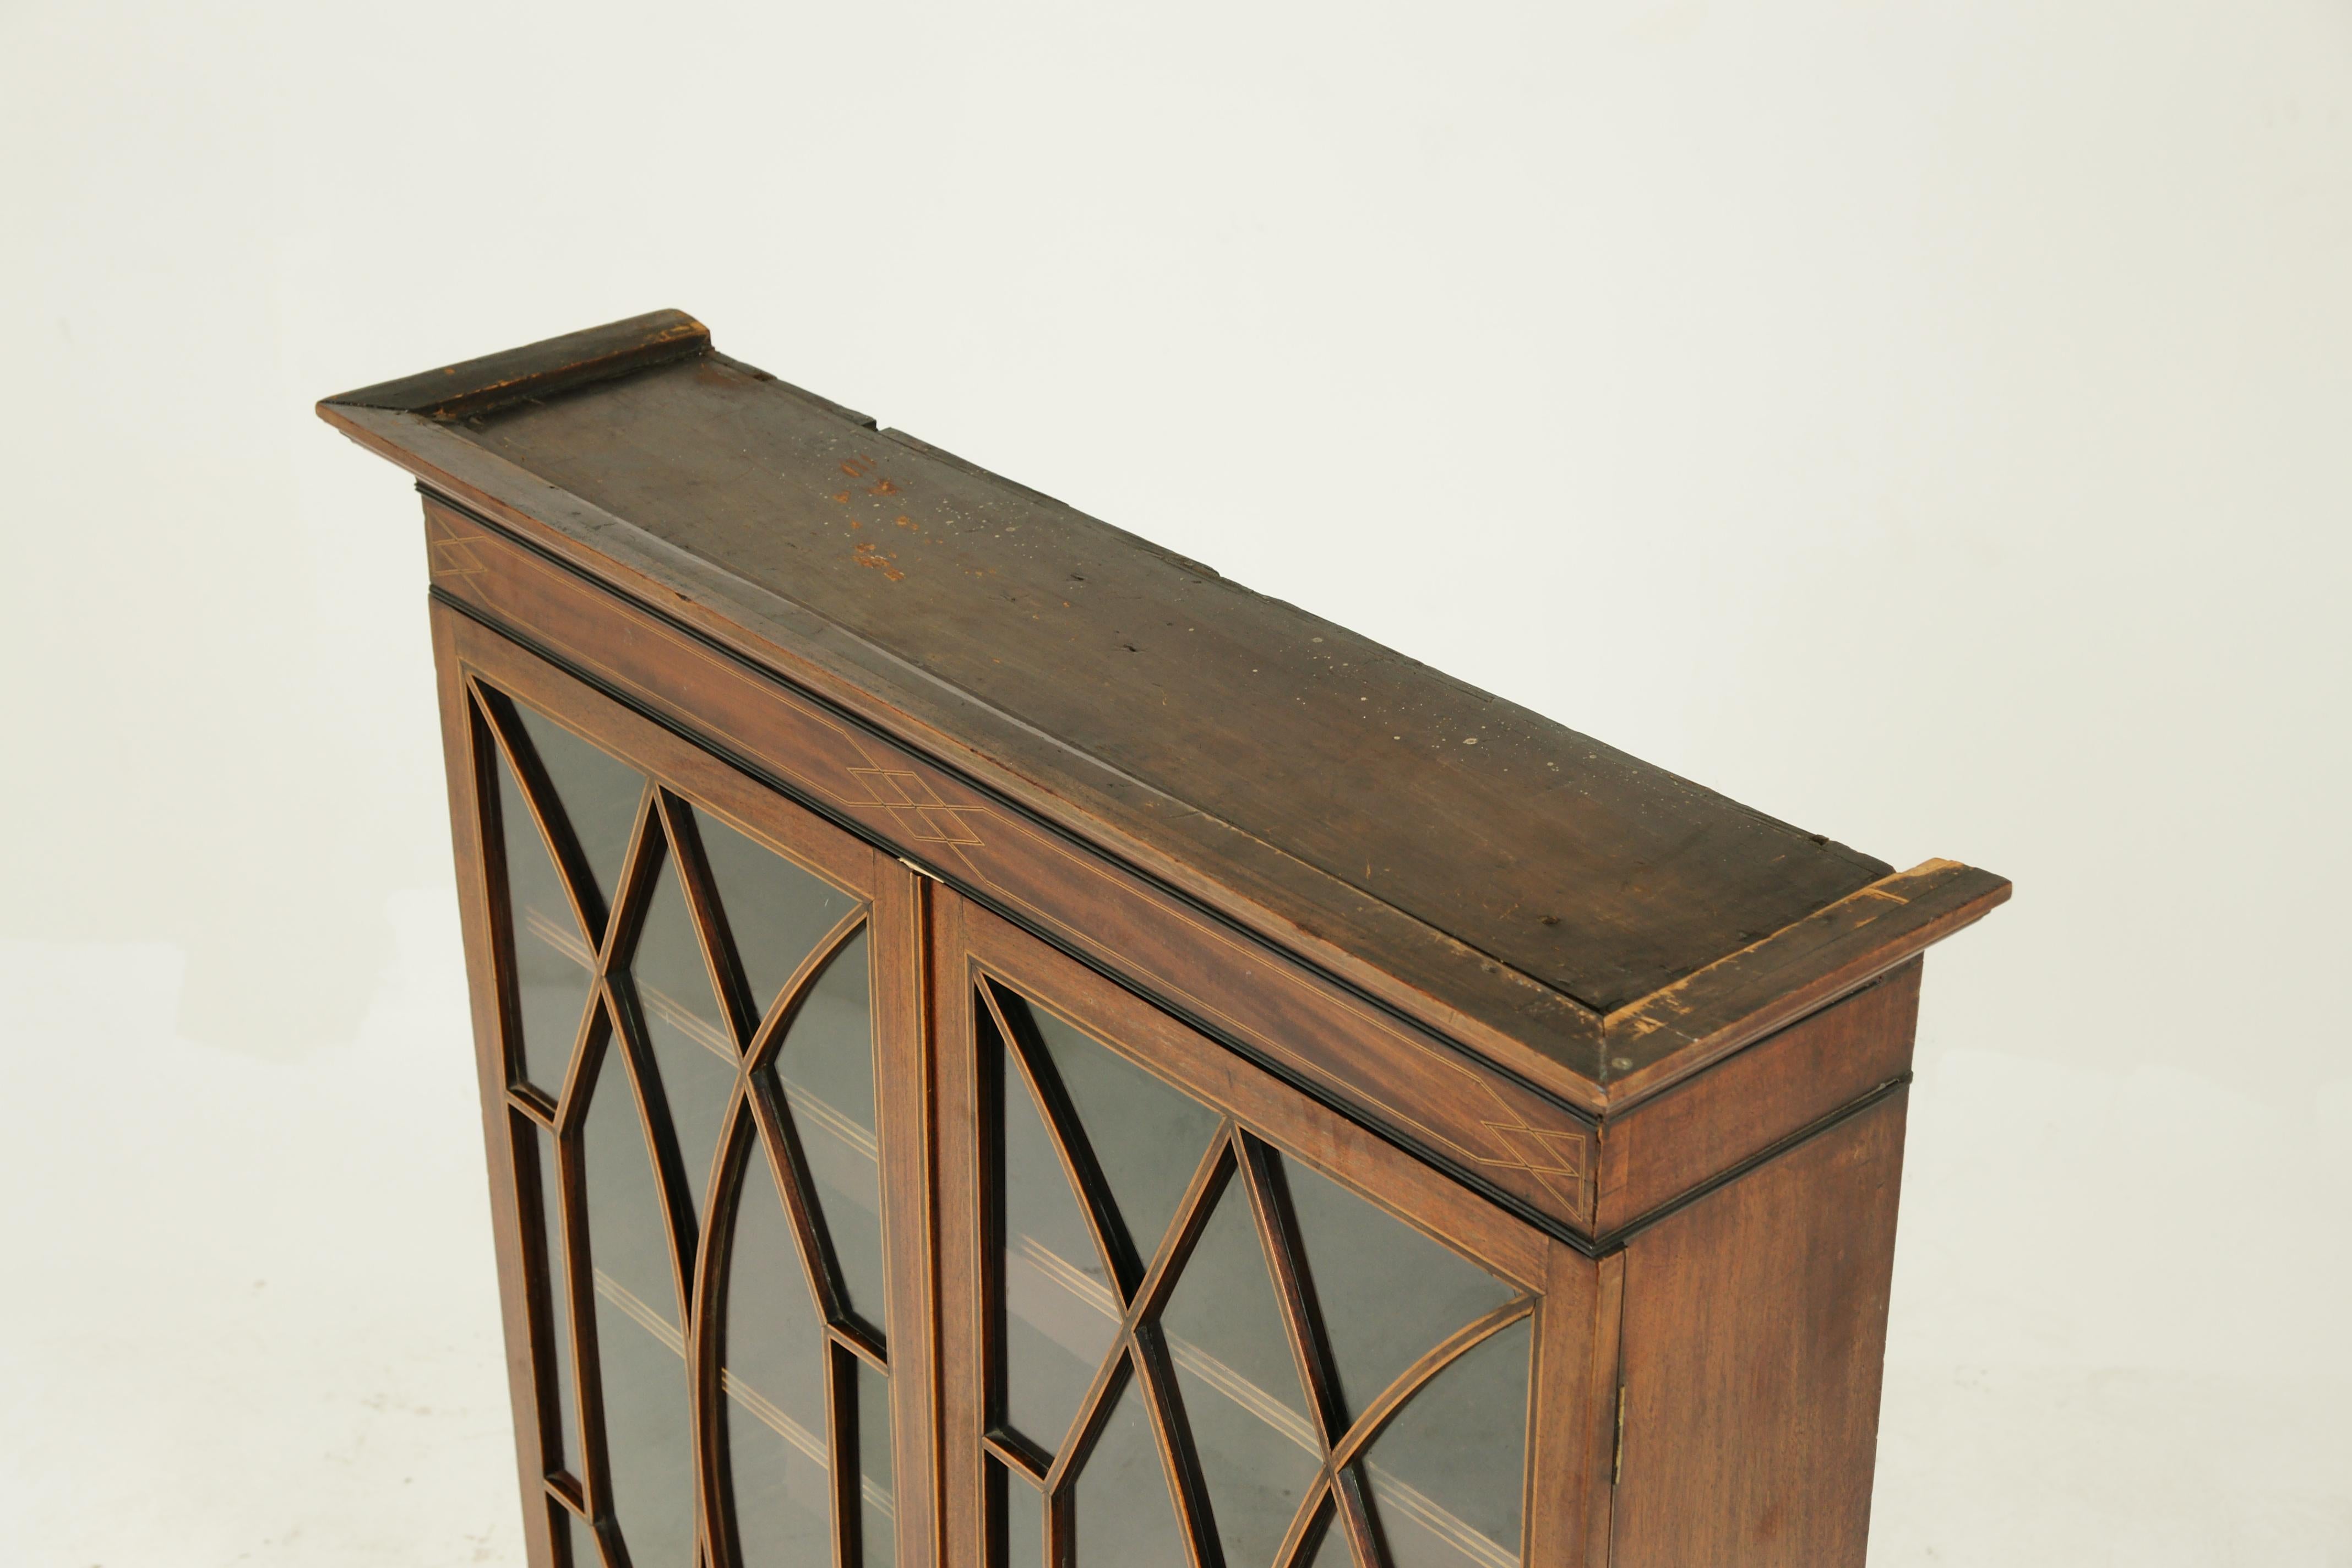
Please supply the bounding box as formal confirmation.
[320,312,2007,1568]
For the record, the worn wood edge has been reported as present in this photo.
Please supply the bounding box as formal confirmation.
[319,401,1616,1104]
[1589,1074,1913,1254]
[322,362,2008,1118]
[318,308,709,421]
[1598,861,2010,1111]
[705,351,882,432]
[1591,961,1921,1235]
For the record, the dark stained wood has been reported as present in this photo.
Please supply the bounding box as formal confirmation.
[829,1344,860,1568]
[1037,1136,1235,1495]
[745,907,872,1063]
[870,858,942,1568]
[980,1432,1047,1488]
[477,688,611,947]
[935,892,1589,1564]
[546,1474,587,1518]
[654,794,758,1046]
[507,1110,571,1484]
[462,690,537,1098]
[1595,960,1921,1235]
[323,329,2009,1104]
[1239,1137,1347,1448]
[1011,1120,1238,1568]
[1610,1091,1911,1568]
[557,1011,623,1539]
[425,346,1888,1011]
[1603,860,2004,1101]
[929,892,989,1568]
[508,1083,559,1128]
[428,608,560,1568]
[1132,1322,1217,1568]
[688,1101,755,1568]
[1333,1466,1382,1568]
[992,981,1152,1301]
[450,614,875,897]
[1560,1249,1624,1568]
[351,322,2006,1568]
[434,549,1607,1234]
[372,413,1615,1099]
[956,895,1551,1291]
[324,308,710,421]
[446,610,964,1566]
[1326,1299,1533,1469]
[1268,1484,1334,1568]
[749,1009,851,1321]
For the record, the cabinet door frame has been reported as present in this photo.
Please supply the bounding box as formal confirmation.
[933,894,1616,1568]
[434,602,1616,1568]
[432,606,938,1568]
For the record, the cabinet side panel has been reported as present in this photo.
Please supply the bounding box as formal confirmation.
[430,601,557,1567]
[1595,961,1919,1234]
[1610,1090,1908,1568]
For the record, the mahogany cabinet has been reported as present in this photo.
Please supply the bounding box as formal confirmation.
[320,312,2007,1568]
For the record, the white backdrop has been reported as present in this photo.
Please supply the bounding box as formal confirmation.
[4,2,2348,1562]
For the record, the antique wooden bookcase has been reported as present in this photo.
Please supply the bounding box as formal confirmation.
[320,312,2007,1568]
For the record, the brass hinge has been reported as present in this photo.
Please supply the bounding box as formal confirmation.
[1613,1384,1627,1484]
[897,856,943,883]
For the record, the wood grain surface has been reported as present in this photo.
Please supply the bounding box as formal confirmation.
[1610,1091,1910,1568]
[426,349,1887,1014]
[1595,961,1921,1235]
[333,323,2018,1568]
[433,529,1609,1240]
[322,317,2010,1108]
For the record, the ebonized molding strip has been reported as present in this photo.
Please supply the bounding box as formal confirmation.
[323,308,709,421]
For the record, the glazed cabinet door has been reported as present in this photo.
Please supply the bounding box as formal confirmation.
[934,897,1615,1568]
[431,608,934,1568]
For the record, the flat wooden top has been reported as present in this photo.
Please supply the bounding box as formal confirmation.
[324,311,2005,1105]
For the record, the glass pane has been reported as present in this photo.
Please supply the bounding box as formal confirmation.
[512,701,645,914]
[1362,1317,1532,1568]
[582,1043,695,1568]
[725,1137,834,1567]
[996,1461,1045,1568]
[999,1008,1119,1453]
[771,931,885,1327]
[1014,993,1221,1267]
[529,1120,580,1477]
[1161,1184,1319,1568]
[494,745,594,1093]
[629,853,738,1222]
[1278,1157,1516,1423]
[855,1358,896,1567]
[697,808,861,1020]
[1070,1371,1188,1568]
